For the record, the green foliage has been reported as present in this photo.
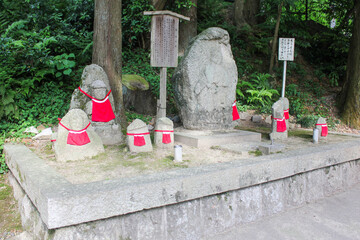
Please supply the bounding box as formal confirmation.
[297,115,319,128]
[197,0,231,32]
[0,0,92,121]
[237,73,279,112]
[122,0,153,49]
[125,111,152,124]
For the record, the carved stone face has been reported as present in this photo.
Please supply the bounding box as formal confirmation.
[93,88,107,100]
[91,80,107,99]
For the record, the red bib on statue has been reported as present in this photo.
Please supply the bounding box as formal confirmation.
[316,124,328,137]
[272,117,286,132]
[78,87,115,122]
[59,120,91,146]
[127,132,150,147]
[155,130,173,144]
[284,108,289,120]
[134,135,146,146]
[232,101,240,121]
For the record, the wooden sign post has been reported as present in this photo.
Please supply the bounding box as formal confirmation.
[144,11,190,119]
[278,38,295,98]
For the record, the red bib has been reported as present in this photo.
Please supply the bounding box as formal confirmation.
[79,87,116,122]
[232,101,240,121]
[284,108,289,120]
[58,119,91,146]
[155,130,174,144]
[127,132,150,146]
[316,124,328,137]
[272,116,287,132]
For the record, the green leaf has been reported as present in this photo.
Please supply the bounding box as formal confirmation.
[55,72,62,78]
[63,69,72,75]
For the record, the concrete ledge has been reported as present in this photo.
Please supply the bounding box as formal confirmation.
[4,139,360,229]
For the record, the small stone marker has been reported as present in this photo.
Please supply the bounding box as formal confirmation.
[271,99,288,140]
[127,119,153,152]
[54,109,104,162]
[154,117,174,148]
[315,117,328,137]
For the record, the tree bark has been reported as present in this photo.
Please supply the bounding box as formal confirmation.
[152,0,167,10]
[269,2,283,74]
[340,0,360,128]
[234,0,260,29]
[179,0,197,56]
[93,0,127,129]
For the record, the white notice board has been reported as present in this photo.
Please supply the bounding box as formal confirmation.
[278,38,295,61]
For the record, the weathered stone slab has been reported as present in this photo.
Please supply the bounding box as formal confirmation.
[154,117,174,148]
[54,109,104,161]
[70,64,122,145]
[127,119,153,152]
[174,129,261,148]
[173,27,238,130]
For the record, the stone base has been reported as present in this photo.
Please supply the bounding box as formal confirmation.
[174,129,261,148]
[258,144,286,155]
[4,139,360,240]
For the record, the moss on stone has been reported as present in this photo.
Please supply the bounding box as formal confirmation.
[122,74,149,91]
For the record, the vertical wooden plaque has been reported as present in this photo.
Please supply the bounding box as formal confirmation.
[150,15,179,68]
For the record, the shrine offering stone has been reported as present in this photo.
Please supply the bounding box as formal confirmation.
[69,64,122,145]
[54,109,104,162]
[172,27,238,130]
[271,99,288,140]
[315,117,328,137]
[154,117,174,148]
[127,119,153,153]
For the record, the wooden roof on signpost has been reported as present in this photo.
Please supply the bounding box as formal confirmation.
[143,10,190,21]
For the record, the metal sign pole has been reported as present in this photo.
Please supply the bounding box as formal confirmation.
[281,60,287,98]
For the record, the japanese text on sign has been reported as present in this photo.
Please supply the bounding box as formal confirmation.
[278,38,295,61]
[150,15,179,68]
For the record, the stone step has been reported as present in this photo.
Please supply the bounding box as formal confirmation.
[174,129,261,148]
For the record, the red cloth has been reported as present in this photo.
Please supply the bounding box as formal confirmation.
[155,130,174,144]
[134,135,146,146]
[58,120,91,146]
[284,108,290,120]
[272,117,287,132]
[78,87,116,122]
[127,132,150,147]
[232,101,240,121]
[316,124,328,137]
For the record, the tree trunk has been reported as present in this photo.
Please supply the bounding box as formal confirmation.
[340,0,360,128]
[179,0,197,56]
[152,0,167,10]
[269,2,283,74]
[234,0,260,29]
[93,0,127,129]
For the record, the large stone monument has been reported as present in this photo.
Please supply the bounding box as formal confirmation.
[173,27,238,130]
[154,117,174,148]
[70,64,122,145]
[53,109,104,161]
[126,119,153,153]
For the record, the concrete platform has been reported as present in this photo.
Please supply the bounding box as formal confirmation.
[174,129,261,147]
[4,136,360,239]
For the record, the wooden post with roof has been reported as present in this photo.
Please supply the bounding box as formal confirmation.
[143,10,190,119]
